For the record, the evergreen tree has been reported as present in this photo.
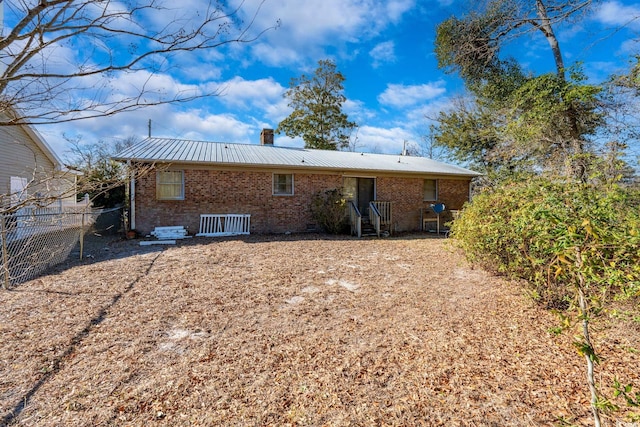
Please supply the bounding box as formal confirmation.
[278,59,357,150]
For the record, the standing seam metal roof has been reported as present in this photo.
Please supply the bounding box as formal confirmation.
[112,137,481,177]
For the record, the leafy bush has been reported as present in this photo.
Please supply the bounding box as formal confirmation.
[310,188,349,234]
[451,179,640,307]
[452,179,640,420]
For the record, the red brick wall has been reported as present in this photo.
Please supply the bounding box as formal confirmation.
[376,176,423,232]
[376,177,471,232]
[135,169,342,235]
[437,179,472,214]
[134,167,471,235]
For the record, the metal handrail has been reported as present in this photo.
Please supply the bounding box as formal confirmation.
[348,201,361,238]
[369,202,382,237]
[371,200,392,235]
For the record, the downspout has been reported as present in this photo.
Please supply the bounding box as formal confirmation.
[128,160,136,230]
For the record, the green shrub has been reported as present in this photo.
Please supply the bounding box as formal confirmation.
[451,179,640,307]
[310,188,349,234]
[452,179,640,420]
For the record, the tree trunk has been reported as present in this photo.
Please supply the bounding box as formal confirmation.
[535,0,566,81]
[575,247,602,427]
[579,289,602,427]
[535,0,586,181]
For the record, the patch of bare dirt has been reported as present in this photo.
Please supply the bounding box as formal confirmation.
[1,234,638,426]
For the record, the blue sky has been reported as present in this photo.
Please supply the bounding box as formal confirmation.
[24,0,640,160]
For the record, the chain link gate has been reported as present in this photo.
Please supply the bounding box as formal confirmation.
[0,206,121,288]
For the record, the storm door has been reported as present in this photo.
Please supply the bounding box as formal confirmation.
[343,177,376,217]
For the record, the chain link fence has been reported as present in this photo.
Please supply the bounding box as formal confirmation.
[0,205,124,288]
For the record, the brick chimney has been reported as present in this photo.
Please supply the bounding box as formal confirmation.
[260,128,274,146]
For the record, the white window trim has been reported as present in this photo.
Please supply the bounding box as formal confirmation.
[423,178,438,201]
[156,170,185,200]
[273,173,294,196]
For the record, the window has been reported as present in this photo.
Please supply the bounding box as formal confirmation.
[342,177,357,201]
[273,173,294,195]
[423,179,438,201]
[157,170,184,200]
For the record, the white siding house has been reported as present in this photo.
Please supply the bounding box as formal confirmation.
[0,108,78,210]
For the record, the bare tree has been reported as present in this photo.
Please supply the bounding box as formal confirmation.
[343,126,362,152]
[1,1,272,286]
[414,124,449,160]
[65,134,141,207]
[0,0,278,126]
[436,0,593,82]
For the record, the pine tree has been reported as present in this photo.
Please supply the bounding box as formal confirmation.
[278,59,357,150]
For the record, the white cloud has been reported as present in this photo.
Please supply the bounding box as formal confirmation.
[105,70,201,101]
[619,38,640,55]
[205,76,289,126]
[35,73,287,157]
[1,27,87,78]
[386,0,417,21]
[584,60,628,82]
[246,42,305,67]
[378,81,447,108]
[141,107,257,144]
[370,41,397,68]
[593,1,640,29]
[274,134,305,148]
[19,0,466,163]
[41,102,264,159]
[227,0,416,66]
[214,76,285,110]
[177,64,224,82]
[171,111,254,142]
[273,123,417,154]
[558,23,585,44]
[355,125,415,154]
[344,98,377,123]
[402,98,454,128]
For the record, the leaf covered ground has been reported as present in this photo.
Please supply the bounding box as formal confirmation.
[0,234,638,426]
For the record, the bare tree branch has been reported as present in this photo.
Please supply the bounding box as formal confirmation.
[0,0,278,125]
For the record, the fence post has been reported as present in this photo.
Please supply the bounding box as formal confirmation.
[1,215,9,289]
[80,212,85,260]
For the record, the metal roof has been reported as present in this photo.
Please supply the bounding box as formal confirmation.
[113,137,481,177]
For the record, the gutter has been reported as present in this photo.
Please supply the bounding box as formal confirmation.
[128,160,136,230]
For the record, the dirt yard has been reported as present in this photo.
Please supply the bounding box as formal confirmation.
[0,233,638,426]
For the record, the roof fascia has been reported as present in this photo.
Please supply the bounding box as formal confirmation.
[125,159,480,179]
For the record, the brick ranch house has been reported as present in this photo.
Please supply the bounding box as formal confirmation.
[113,129,480,236]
